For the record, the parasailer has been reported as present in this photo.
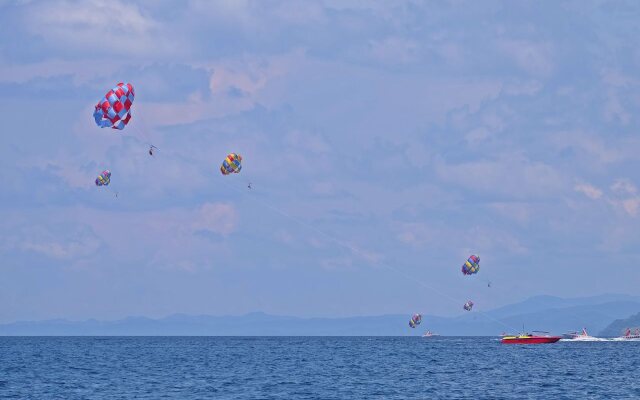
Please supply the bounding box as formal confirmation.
[409,313,422,328]
[463,301,474,311]
[95,170,111,186]
[93,83,135,130]
[220,153,242,175]
[462,255,480,275]
[149,145,157,156]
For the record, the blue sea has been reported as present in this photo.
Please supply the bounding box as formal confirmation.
[1,337,638,399]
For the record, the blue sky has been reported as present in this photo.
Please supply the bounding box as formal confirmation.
[1,0,640,322]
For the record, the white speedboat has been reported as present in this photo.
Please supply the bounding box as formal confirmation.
[612,328,640,341]
[561,328,605,342]
[422,330,440,338]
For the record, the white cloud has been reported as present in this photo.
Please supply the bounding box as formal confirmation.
[608,179,640,217]
[571,179,640,217]
[621,198,640,217]
[285,130,330,154]
[311,181,337,196]
[395,221,528,256]
[270,1,327,24]
[36,0,154,34]
[435,155,563,200]
[502,80,543,96]
[611,179,637,196]
[369,37,418,64]
[465,127,491,144]
[404,143,432,168]
[209,65,269,98]
[574,183,603,200]
[489,202,531,224]
[0,202,238,269]
[0,59,123,84]
[23,0,181,57]
[320,256,354,270]
[132,51,304,128]
[188,0,327,29]
[499,39,554,77]
[396,222,435,247]
[274,229,294,245]
[549,131,625,166]
[600,70,639,126]
[6,224,101,260]
[192,203,238,236]
[604,91,631,125]
[579,138,625,164]
[601,69,640,87]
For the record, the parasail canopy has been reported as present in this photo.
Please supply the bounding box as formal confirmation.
[462,254,480,275]
[93,83,135,130]
[409,313,422,328]
[220,153,243,175]
[95,170,111,186]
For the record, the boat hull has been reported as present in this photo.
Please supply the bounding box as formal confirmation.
[501,336,561,344]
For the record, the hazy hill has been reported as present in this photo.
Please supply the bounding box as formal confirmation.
[1,294,638,336]
[485,294,640,319]
[599,312,640,337]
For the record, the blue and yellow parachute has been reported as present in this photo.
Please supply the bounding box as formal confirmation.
[220,153,242,175]
[462,255,480,275]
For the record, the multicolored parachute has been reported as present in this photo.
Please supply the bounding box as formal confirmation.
[95,170,111,186]
[409,313,422,328]
[220,153,242,175]
[462,255,480,275]
[93,83,135,130]
[463,301,474,311]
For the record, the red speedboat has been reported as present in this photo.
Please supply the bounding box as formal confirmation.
[501,332,561,344]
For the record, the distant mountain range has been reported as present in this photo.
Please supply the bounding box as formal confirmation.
[599,311,640,337]
[1,293,639,336]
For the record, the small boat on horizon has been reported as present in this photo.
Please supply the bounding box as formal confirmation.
[501,331,561,344]
[422,330,440,338]
[612,328,640,341]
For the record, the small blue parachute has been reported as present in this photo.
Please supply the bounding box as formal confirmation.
[409,313,422,328]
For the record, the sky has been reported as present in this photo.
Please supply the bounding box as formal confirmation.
[1,0,640,323]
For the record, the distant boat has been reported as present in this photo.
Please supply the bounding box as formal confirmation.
[561,328,605,342]
[612,328,640,341]
[422,331,440,338]
[501,332,561,344]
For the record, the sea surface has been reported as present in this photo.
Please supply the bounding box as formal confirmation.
[0,336,638,399]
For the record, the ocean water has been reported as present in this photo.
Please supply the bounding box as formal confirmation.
[0,337,638,399]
